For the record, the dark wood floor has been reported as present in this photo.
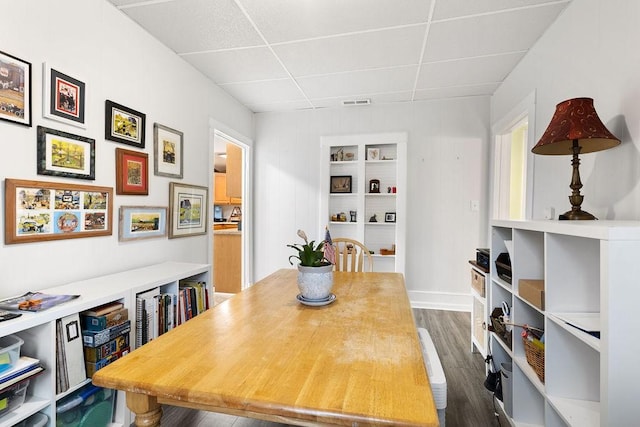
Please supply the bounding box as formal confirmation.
[161,309,506,427]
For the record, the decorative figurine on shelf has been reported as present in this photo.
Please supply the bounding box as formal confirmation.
[369,179,380,193]
[350,210,357,222]
[387,186,392,193]
[369,214,378,222]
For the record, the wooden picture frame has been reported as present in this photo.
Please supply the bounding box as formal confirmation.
[153,123,183,178]
[330,175,352,194]
[168,182,208,239]
[119,206,167,241]
[0,50,31,127]
[4,178,112,245]
[116,148,148,195]
[105,100,146,148]
[37,126,95,180]
[42,63,85,128]
[369,179,380,193]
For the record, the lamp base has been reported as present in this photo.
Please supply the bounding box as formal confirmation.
[559,209,598,220]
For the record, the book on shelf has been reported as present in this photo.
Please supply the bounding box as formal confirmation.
[81,306,128,332]
[84,333,130,363]
[85,347,130,377]
[136,288,160,347]
[0,356,43,390]
[82,320,131,347]
[81,301,124,317]
[0,291,79,312]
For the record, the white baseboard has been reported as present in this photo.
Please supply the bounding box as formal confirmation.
[408,290,471,312]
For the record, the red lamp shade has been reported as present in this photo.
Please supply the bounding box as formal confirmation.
[532,97,620,155]
[531,97,620,220]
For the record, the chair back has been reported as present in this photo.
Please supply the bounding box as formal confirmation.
[332,238,373,272]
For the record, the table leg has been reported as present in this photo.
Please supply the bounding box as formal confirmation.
[126,391,163,427]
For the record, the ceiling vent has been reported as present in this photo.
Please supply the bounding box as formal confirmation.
[341,99,371,106]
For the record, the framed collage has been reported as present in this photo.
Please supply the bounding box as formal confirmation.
[5,178,113,244]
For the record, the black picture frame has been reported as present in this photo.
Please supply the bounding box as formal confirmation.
[37,126,95,180]
[369,179,380,193]
[330,175,352,193]
[43,63,86,128]
[105,99,146,148]
[0,50,32,127]
[385,212,396,223]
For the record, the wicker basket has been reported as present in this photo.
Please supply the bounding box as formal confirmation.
[523,336,545,382]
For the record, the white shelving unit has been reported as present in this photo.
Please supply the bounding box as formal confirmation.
[489,220,640,426]
[320,133,407,273]
[0,261,210,427]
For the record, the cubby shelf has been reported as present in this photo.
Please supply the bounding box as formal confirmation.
[489,220,640,426]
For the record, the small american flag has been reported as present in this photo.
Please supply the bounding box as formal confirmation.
[324,226,336,265]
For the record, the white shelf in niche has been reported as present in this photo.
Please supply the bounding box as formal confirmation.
[547,397,600,427]
[365,193,396,197]
[547,313,600,351]
[366,159,396,164]
[330,160,358,165]
[365,222,395,226]
[330,193,357,197]
[372,254,395,259]
[329,221,357,225]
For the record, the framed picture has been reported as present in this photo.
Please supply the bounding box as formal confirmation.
[330,175,352,194]
[116,148,148,195]
[385,212,396,223]
[119,206,167,241]
[169,182,208,239]
[0,50,31,127]
[105,100,146,148]
[154,123,183,178]
[4,178,112,245]
[42,63,85,128]
[369,179,380,193]
[37,126,95,180]
[367,148,380,161]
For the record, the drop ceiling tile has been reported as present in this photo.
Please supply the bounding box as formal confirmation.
[424,3,568,62]
[433,0,566,20]
[120,0,263,53]
[220,79,307,105]
[240,0,432,43]
[183,47,289,84]
[311,92,413,109]
[297,66,417,99]
[248,100,315,113]
[417,52,524,89]
[273,25,425,77]
[108,0,148,6]
[413,83,499,100]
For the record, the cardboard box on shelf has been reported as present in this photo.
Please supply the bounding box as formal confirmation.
[519,279,545,310]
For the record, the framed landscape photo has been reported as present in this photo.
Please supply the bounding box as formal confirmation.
[37,126,95,180]
[42,63,85,128]
[119,206,167,242]
[330,175,352,194]
[154,122,183,178]
[105,99,146,148]
[115,148,148,195]
[0,50,32,127]
[168,182,208,239]
[4,178,113,245]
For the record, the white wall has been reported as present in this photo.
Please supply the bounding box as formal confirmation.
[0,0,253,298]
[253,98,490,310]
[492,0,640,220]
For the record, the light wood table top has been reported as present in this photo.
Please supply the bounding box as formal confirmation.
[93,269,438,426]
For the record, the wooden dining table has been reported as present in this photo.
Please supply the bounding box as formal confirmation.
[92,269,439,426]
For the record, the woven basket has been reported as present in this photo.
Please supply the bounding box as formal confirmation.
[523,336,545,382]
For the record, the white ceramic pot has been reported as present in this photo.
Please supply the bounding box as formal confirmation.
[297,264,334,300]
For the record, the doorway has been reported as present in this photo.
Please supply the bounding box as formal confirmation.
[210,128,252,296]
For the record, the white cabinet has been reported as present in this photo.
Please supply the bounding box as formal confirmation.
[489,220,640,426]
[0,262,210,427]
[320,133,407,273]
[470,262,488,358]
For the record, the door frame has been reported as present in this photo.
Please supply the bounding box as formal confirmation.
[209,120,253,291]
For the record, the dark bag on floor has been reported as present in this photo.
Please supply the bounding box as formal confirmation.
[484,355,503,401]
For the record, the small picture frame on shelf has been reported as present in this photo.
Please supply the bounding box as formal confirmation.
[367,148,380,160]
[330,175,352,193]
[385,212,396,223]
[369,179,380,193]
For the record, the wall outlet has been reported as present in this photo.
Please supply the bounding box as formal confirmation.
[544,207,555,220]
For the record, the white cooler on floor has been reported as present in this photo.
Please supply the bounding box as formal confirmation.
[418,327,447,426]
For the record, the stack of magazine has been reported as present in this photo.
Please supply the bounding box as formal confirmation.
[0,292,79,312]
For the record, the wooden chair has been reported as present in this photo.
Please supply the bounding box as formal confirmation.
[332,238,373,272]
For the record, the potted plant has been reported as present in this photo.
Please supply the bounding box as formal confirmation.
[288,230,333,300]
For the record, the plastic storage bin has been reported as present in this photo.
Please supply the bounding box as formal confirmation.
[14,412,48,427]
[0,379,29,419]
[418,328,447,427]
[56,382,114,427]
[0,335,24,373]
[501,362,513,417]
